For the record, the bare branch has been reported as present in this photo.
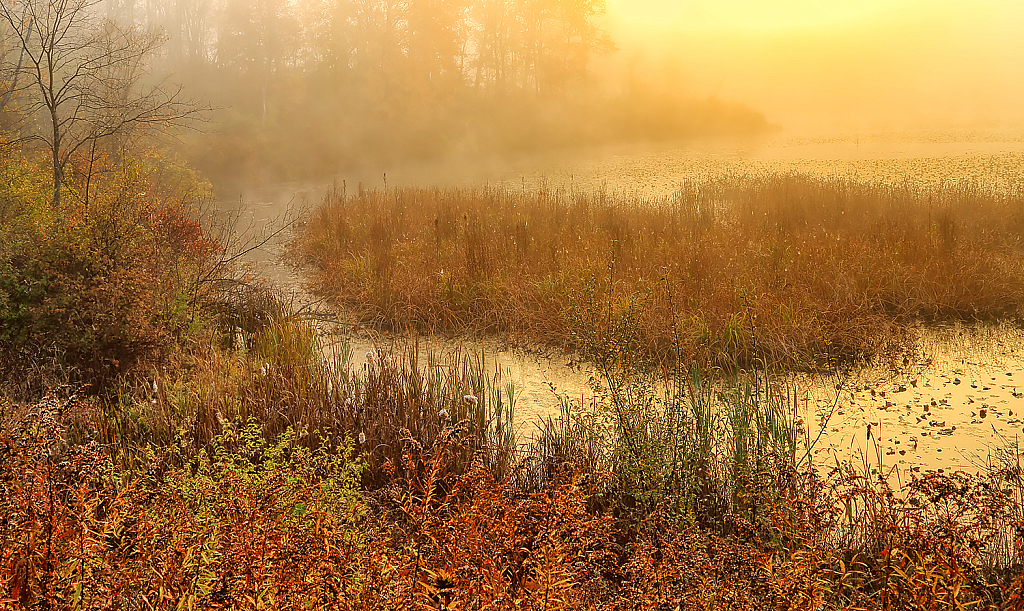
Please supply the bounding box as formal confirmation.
[0,0,207,207]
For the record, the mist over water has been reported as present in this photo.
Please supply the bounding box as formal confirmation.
[5,0,1021,187]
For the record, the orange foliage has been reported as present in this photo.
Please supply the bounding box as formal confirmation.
[2,394,1023,610]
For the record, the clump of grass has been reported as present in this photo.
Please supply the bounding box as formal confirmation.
[524,360,1024,607]
[293,176,1024,368]
[90,288,519,487]
[530,343,808,533]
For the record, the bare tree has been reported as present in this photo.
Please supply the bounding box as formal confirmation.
[0,0,203,208]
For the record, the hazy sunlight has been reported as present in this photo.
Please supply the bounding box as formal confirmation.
[608,0,895,32]
[605,0,1024,133]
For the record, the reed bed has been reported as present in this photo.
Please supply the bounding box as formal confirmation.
[91,307,517,489]
[5,249,1024,607]
[293,174,1024,368]
[5,349,1024,608]
[14,129,1024,605]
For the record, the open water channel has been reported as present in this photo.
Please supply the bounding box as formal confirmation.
[220,130,1024,475]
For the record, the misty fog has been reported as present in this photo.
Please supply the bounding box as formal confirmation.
[3,0,1022,190]
[603,0,1024,135]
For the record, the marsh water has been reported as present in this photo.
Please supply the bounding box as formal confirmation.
[221,130,1024,474]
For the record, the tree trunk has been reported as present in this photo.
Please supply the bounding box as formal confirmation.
[50,106,62,209]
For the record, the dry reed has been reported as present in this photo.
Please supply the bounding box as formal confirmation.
[293,175,1024,368]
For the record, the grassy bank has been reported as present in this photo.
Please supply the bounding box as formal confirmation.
[3,141,1024,607]
[3,318,1024,608]
[293,176,1024,368]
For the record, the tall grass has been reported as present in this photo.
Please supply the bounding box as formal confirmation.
[7,160,1024,605]
[6,373,1023,608]
[531,350,809,531]
[293,175,1024,368]
[91,292,518,488]
[3,284,1022,607]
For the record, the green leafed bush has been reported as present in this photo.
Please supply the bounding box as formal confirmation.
[0,149,220,395]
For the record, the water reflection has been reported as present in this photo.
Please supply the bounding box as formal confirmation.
[800,323,1024,475]
[318,322,1024,475]
[320,331,600,435]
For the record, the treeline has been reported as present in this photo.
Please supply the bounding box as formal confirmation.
[99,0,772,183]
[137,0,613,97]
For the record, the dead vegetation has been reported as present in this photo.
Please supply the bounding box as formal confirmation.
[293,175,1024,369]
[4,148,1024,607]
[3,369,1023,609]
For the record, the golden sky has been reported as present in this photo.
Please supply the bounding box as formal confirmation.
[608,0,894,32]
[603,0,1024,134]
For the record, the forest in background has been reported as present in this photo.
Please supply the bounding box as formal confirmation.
[3,0,772,186]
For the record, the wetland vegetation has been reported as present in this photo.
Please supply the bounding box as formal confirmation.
[293,176,1024,369]
[4,134,1024,606]
[4,0,1024,608]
